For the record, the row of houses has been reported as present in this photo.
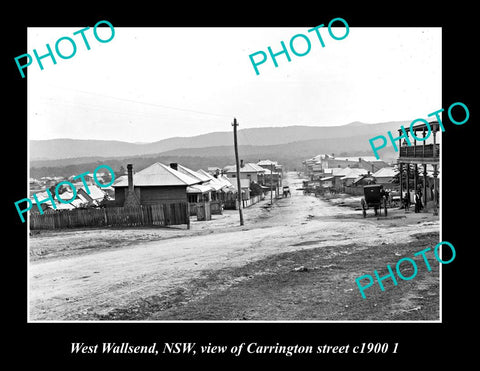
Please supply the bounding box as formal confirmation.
[302,154,391,192]
[29,171,115,214]
[313,121,442,212]
[302,152,439,204]
[112,162,234,210]
[223,159,283,192]
[29,158,284,221]
[113,159,283,211]
[30,184,113,213]
[312,166,398,196]
[303,153,390,180]
[29,171,112,194]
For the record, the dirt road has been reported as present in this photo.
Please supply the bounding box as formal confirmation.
[29,172,440,321]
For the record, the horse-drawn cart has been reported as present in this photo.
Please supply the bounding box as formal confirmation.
[361,184,388,217]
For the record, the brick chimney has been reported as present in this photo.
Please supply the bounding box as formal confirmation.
[240,159,244,168]
[127,164,134,192]
[124,164,140,207]
[170,163,178,171]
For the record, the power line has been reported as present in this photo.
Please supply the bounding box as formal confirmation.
[45,84,233,118]
[37,97,218,122]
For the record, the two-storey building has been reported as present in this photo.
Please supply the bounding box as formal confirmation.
[396,121,440,213]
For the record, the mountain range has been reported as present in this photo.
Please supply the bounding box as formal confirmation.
[28,121,411,179]
[30,121,407,164]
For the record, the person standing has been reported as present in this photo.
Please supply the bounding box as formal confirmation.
[418,189,423,211]
[414,192,421,213]
[403,191,410,212]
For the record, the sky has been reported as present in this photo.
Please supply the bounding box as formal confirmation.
[27,26,441,142]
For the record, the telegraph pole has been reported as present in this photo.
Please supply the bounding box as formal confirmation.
[270,163,273,205]
[232,118,244,226]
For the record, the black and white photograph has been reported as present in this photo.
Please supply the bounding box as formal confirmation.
[26,25,443,322]
[7,4,474,364]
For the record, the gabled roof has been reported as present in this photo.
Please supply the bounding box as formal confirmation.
[373,167,397,178]
[176,164,211,183]
[331,167,350,176]
[225,162,266,173]
[310,154,332,162]
[196,169,215,180]
[112,162,200,187]
[187,184,215,194]
[352,174,377,185]
[71,196,91,207]
[31,191,55,207]
[257,159,278,167]
[216,175,236,190]
[336,167,368,178]
[76,193,91,204]
[56,202,76,210]
[207,167,221,173]
[58,191,75,202]
[361,156,387,163]
[258,166,280,174]
[332,157,361,162]
[226,177,250,190]
[79,185,106,201]
[195,169,236,191]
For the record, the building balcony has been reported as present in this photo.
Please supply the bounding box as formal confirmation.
[398,143,440,164]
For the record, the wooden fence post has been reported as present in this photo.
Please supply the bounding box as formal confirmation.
[163,204,169,226]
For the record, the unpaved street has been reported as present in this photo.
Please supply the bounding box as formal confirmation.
[29,172,440,321]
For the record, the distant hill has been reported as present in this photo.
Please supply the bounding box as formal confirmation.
[156,134,396,159]
[29,121,407,178]
[30,121,409,161]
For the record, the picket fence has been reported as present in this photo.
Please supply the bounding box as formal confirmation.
[189,201,223,216]
[242,194,265,208]
[224,193,266,210]
[30,203,190,230]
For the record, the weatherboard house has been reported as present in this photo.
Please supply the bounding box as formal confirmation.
[223,160,266,183]
[112,162,201,206]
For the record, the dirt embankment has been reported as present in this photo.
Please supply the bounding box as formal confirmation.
[98,232,440,321]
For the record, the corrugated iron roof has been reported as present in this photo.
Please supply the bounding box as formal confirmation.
[373,167,397,178]
[196,169,215,180]
[225,162,266,173]
[80,185,106,200]
[112,162,200,187]
[336,168,368,178]
[257,159,278,166]
[176,164,212,183]
[56,202,76,210]
[226,177,250,190]
[187,184,215,194]
[196,169,235,191]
